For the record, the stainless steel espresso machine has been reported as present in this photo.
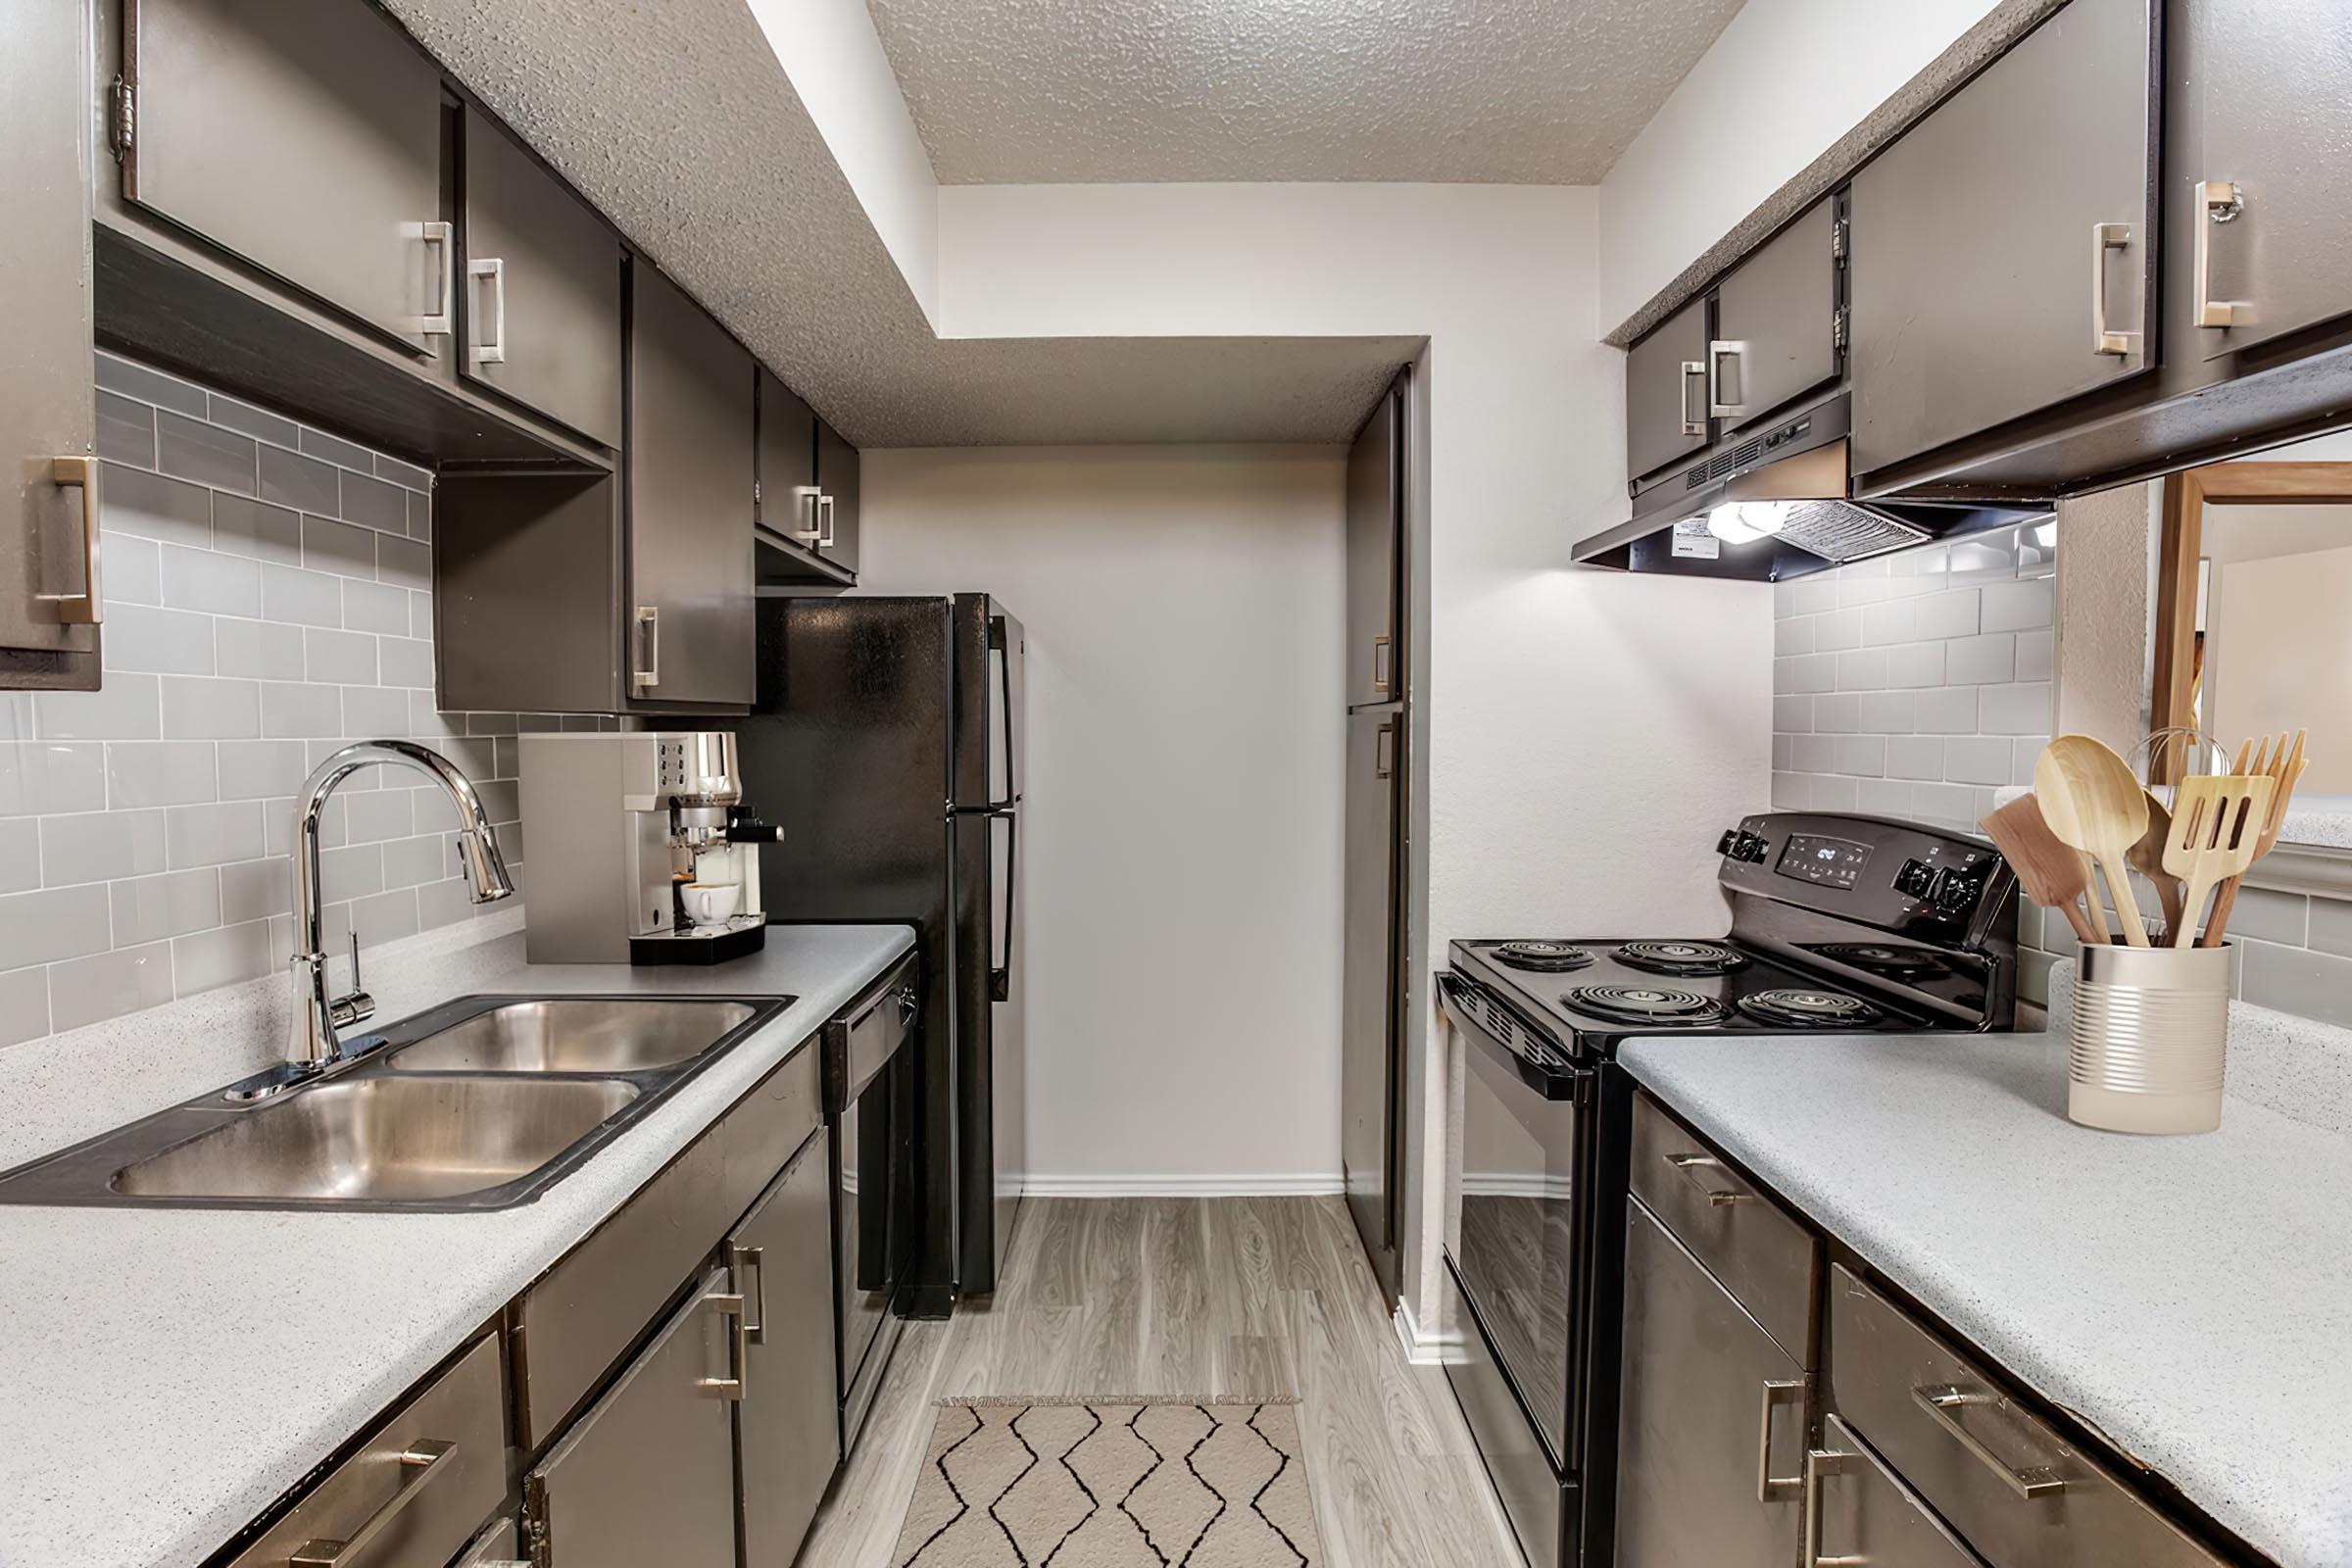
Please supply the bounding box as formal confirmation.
[516,731,779,964]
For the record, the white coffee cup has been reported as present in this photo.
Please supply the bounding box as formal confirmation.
[681,882,741,927]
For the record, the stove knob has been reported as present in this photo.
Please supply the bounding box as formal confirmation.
[1740,832,1770,863]
[1896,858,1939,900]
[1934,872,1984,915]
[1717,830,1741,858]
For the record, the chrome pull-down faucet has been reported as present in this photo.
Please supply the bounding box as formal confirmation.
[285,741,514,1072]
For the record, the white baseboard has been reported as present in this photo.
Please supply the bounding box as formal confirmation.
[1392,1294,1463,1366]
[1016,1173,1348,1198]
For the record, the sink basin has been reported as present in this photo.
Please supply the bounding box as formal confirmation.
[112,1076,639,1203]
[385,998,760,1074]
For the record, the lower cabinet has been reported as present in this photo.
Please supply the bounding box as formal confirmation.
[731,1126,842,1568]
[1613,1198,1808,1568]
[525,1264,746,1568]
[1807,1413,1986,1568]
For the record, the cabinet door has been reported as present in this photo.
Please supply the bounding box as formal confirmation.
[461,107,623,445]
[814,416,861,576]
[3,0,101,683]
[1848,0,2156,477]
[1712,198,1843,433]
[1344,384,1399,708]
[2186,0,2352,359]
[1340,708,1399,1294]
[731,1128,840,1568]
[1627,296,1711,482]
[755,368,817,547]
[527,1265,744,1568]
[1808,1415,1987,1568]
[1615,1200,1805,1568]
[125,0,449,355]
[628,263,755,708]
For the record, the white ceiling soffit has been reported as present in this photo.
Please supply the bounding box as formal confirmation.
[865,0,1751,185]
[377,0,1409,446]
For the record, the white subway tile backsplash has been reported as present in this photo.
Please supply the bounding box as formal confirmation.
[260,564,345,629]
[1947,537,2018,584]
[378,454,432,492]
[157,411,258,495]
[212,494,303,565]
[1813,609,1862,652]
[1856,779,1913,816]
[217,618,306,681]
[1915,687,1981,734]
[1775,617,1815,658]
[1836,650,1889,691]
[1982,577,2053,633]
[1980,682,2054,736]
[0,967,49,1046]
[1946,633,2016,685]
[259,682,346,740]
[1773,696,1813,734]
[160,542,263,617]
[260,445,341,515]
[110,867,221,947]
[209,394,300,451]
[103,465,212,549]
[103,605,218,676]
[220,857,291,925]
[1813,694,1861,734]
[216,740,309,802]
[303,514,379,579]
[378,536,432,592]
[1856,692,1915,733]
[166,801,267,870]
[35,673,162,741]
[103,531,163,606]
[305,628,377,686]
[1861,601,1915,646]
[1914,588,1981,641]
[2015,628,2054,682]
[0,741,108,816]
[40,809,168,886]
[1793,735,1838,773]
[319,843,386,902]
[1944,736,2015,786]
[0,819,39,895]
[96,353,207,417]
[1886,641,1945,689]
[0,884,115,968]
[1886,736,1944,780]
[160,676,262,741]
[105,741,220,808]
[172,919,276,997]
[343,472,410,532]
[381,638,436,689]
[1785,577,1838,616]
[342,789,414,845]
[342,686,412,738]
[344,579,412,636]
[48,943,175,1032]
[1832,735,1886,777]
[1910,781,1977,825]
[1811,774,1861,810]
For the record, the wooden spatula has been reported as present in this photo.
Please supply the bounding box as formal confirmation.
[2199,730,2309,948]
[2035,735,2154,948]
[2166,771,2277,947]
[2127,788,2187,939]
[1981,794,2105,946]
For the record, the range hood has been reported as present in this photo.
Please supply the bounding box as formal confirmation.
[1573,394,2050,580]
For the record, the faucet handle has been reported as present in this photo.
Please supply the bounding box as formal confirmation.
[328,930,376,1038]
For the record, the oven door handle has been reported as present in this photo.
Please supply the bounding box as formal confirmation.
[1439,972,1588,1102]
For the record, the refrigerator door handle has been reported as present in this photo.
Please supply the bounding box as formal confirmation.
[988,615,1017,810]
[990,806,1017,1004]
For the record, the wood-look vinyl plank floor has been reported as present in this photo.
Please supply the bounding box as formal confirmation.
[794,1196,1524,1568]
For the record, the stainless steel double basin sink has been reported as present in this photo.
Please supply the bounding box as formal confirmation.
[0,996,788,1211]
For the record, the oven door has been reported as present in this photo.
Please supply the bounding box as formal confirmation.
[1441,972,1593,1475]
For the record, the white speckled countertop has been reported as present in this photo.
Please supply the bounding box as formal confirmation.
[1620,1029,2352,1568]
[0,923,913,1568]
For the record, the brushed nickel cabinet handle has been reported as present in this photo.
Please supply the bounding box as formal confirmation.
[1665,1151,1754,1206]
[469,258,508,365]
[788,485,823,544]
[288,1439,456,1567]
[1373,633,1393,696]
[2196,180,2248,329]
[631,606,660,691]
[414,220,456,338]
[817,492,837,549]
[1756,1380,1806,1502]
[732,1243,767,1345]
[1375,720,1394,781]
[1802,1447,1868,1568]
[1912,1383,2067,1498]
[1680,360,1707,436]
[36,456,102,625]
[1707,340,1747,420]
[697,1290,749,1400]
[2091,222,2139,356]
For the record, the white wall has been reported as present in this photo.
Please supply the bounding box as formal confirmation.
[857,446,1350,1188]
[1597,0,2004,329]
[935,182,1775,1323]
[749,0,942,324]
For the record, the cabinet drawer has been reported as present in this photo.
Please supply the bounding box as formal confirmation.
[1628,1092,1815,1362]
[829,954,917,1113]
[227,1334,507,1568]
[517,1039,819,1446]
[1809,1413,1986,1568]
[1828,1265,2227,1568]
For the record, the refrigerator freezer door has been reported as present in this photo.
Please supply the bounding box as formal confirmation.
[953,596,1023,811]
[952,805,1024,1294]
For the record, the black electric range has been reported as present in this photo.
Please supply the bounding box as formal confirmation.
[1437,811,2019,1568]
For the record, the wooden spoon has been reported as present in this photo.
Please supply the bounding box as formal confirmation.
[2127,788,2187,939]
[2035,735,2154,948]
[2200,730,2309,947]
[1980,795,2105,946]
[2166,771,2277,947]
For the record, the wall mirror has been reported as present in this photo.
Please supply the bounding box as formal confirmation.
[2147,435,2352,861]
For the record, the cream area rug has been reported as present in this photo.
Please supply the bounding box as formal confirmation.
[890,1396,1325,1566]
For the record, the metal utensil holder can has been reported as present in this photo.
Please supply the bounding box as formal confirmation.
[2068,942,2231,1134]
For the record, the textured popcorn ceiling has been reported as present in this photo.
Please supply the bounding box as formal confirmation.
[865,0,1750,184]
[378,0,1413,446]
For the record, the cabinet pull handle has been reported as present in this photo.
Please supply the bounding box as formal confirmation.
[1373,633,1393,696]
[1374,720,1395,780]
[1756,1380,1806,1501]
[631,606,660,691]
[817,492,837,549]
[698,1290,749,1400]
[1707,340,1746,420]
[36,456,102,625]
[2090,222,2139,356]
[1802,1447,1868,1568]
[1665,1151,1754,1207]
[2195,180,2248,329]
[415,220,455,338]
[288,1439,456,1567]
[469,258,508,365]
[731,1243,768,1345]
[787,484,823,544]
[1679,361,1708,436]
[1912,1384,2067,1498]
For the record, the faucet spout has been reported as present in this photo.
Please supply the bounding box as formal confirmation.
[285,740,514,1070]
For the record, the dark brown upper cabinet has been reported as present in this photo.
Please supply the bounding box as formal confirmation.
[121,0,449,357]
[1847,0,2158,482]
[1709,197,1844,436]
[460,107,625,447]
[755,368,858,585]
[4,0,102,690]
[1626,296,1712,484]
[1346,381,1402,710]
[628,263,756,709]
[2182,0,2352,363]
[813,416,862,577]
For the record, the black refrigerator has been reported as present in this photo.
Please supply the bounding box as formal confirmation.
[734,594,1025,1310]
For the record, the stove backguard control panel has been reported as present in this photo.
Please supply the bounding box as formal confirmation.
[1717,811,2012,944]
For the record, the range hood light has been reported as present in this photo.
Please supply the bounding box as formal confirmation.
[1707,501,1789,544]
